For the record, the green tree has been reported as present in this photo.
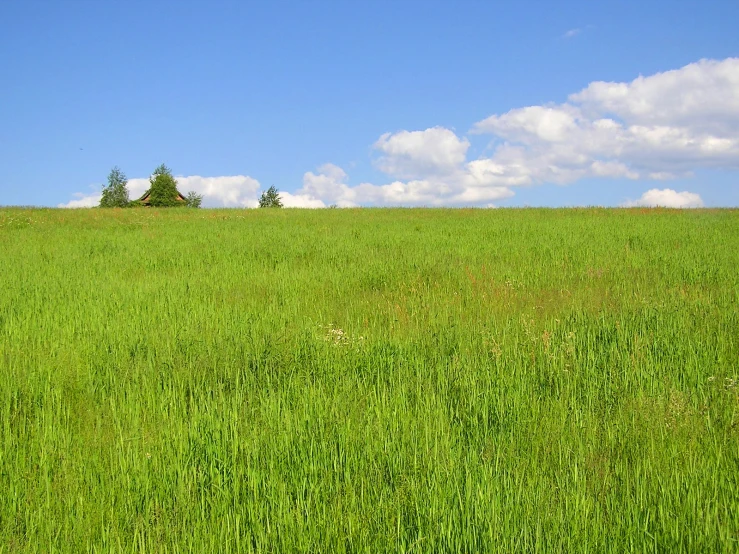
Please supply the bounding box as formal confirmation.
[99,167,129,207]
[147,164,180,207]
[259,185,283,208]
[185,191,203,208]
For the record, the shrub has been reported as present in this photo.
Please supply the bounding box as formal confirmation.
[259,186,283,208]
[99,167,130,208]
[185,191,203,208]
[147,164,181,207]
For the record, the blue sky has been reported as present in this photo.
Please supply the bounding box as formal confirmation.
[1,0,738,208]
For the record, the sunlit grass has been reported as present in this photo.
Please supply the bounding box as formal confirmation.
[0,207,737,552]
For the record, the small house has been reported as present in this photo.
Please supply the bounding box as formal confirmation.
[136,188,187,206]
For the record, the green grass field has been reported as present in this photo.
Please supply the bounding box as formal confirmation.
[1,207,737,552]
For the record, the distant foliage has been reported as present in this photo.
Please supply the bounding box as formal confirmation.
[259,185,283,208]
[185,191,203,208]
[99,167,129,208]
[147,164,181,207]
[98,163,203,209]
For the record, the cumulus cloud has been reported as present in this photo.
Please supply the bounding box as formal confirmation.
[622,188,704,208]
[279,191,327,208]
[562,28,581,39]
[299,164,356,207]
[176,175,261,207]
[373,127,470,179]
[59,191,102,208]
[308,57,734,207]
[571,59,739,134]
[296,160,514,208]
[471,57,739,184]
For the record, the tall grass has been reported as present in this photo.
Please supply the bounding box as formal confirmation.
[0,207,737,552]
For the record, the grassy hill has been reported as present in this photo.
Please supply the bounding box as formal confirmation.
[1,207,737,552]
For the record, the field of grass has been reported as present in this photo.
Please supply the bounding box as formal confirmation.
[0,207,737,552]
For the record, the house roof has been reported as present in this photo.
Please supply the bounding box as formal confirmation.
[136,188,187,204]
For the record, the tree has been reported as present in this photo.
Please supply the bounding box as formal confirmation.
[185,191,203,208]
[147,164,180,207]
[99,167,129,207]
[259,185,283,208]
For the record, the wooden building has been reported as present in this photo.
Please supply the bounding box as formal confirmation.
[135,188,187,206]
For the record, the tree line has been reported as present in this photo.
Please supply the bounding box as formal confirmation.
[100,165,286,209]
[99,164,203,208]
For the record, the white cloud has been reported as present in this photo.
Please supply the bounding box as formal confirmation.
[348,179,509,207]
[335,59,738,205]
[307,57,733,208]
[571,58,739,134]
[162,175,261,208]
[563,28,581,39]
[470,57,739,184]
[475,105,580,143]
[622,188,704,208]
[279,191,326,208]
[297,161,514,207]
[59,191,101,208]
[373,127,470,179]
[300,164,357,207]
